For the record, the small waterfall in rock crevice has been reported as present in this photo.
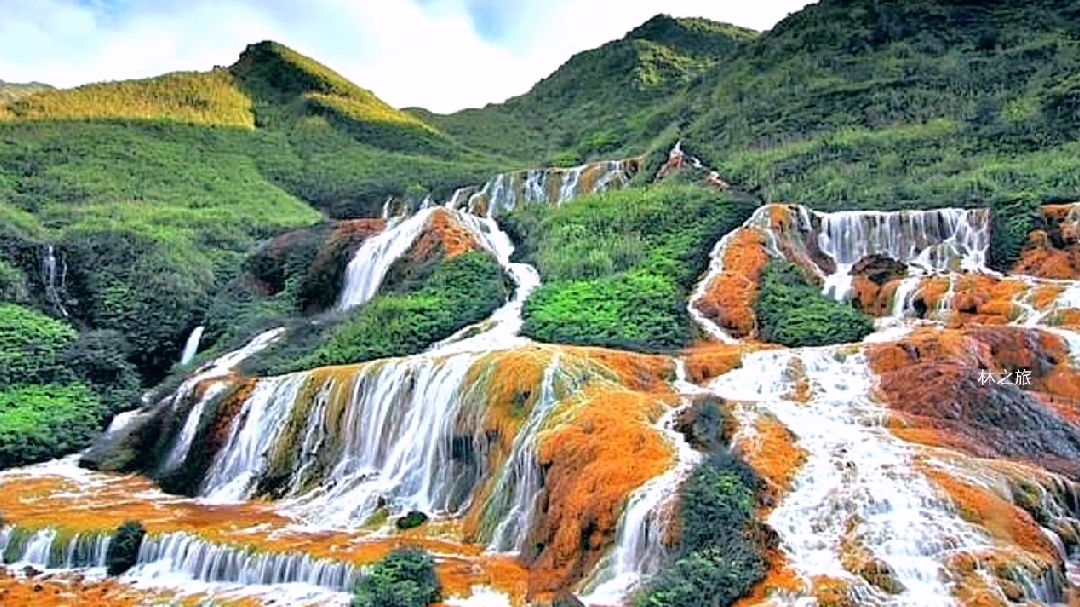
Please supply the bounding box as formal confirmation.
[41,244,68,317]
[703,346,1031,605]
[338,208,436,310]
[128,327,285,473]
[686,226,744,344]
[179,326,205,366]
[481,355,563,552]
[577,361,703,605]
[0,527,111,570]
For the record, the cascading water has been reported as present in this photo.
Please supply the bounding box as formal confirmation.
[179,325,205,366]
[481,355,562,552]
[577,361,703,605]
[686,227,744,344]
[41,244,68,317]
[132,532,361,590]
[0,527,111,570]
[338,207,436,310]
[427,202,541,355]
[705,346,1017,605]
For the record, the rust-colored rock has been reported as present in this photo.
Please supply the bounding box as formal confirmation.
[1012,203,1080,280]
[407,208,482,266]
[528,384,673,595]
[868,327,1080,478]
[695,228,772,338]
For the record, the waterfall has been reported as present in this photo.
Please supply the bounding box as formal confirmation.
[577,361,703,605]
[41,244,68,317]
[686,227,744,344]
[132,532,361,590]
[704,346,1031,605]
[0,527,110,569]
[812,208,992,294]
[480,355,563,552]
[426,203,541,355]
[338,208,435,310]
[180,326,205,366]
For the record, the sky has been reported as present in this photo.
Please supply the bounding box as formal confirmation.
[0,0,814,113]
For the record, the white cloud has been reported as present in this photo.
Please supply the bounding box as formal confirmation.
[0,0,813,113]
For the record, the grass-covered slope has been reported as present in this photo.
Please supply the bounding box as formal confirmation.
[507,184,757,351]
[413,15,756,165]
[0,81,54,103]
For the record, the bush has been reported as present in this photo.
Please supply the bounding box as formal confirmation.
[106,521,147,576]
[754,261,875,347]
[351,549,441,607]
[512,185,757,351]
[0,304,78,389]
[634,450,767,607]
[0,383,105,469]
[248,251,508,374]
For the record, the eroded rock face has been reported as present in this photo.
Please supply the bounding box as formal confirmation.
[1012,203,1080,280]
[695,228,772,339]
[849,255,908,314]
[868,327,1080,478]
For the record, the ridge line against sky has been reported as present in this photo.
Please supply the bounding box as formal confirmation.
[0,0,814,113]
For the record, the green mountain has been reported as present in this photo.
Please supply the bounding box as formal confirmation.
[410,15,757,165]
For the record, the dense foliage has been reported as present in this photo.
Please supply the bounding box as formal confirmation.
[0,305,138,469]
[238,251,509,374]
[754,261,876,347]
[512,185,757,351]
[105,521,147,576]
[635,401,767,607]
[0,383,103,469]
[351,549,441,607]
[415,15,755,165]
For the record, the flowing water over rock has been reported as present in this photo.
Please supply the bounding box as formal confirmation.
[41,243,68,317]
[577,361,703,605]
[706,346,1013,605]
[179,325,205,366]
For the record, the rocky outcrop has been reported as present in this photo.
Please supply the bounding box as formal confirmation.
[694,229,772,338]
[868,327,1080,478]
[849,254,907,314]
[655,142,730,190]
[1013,203,1080,280]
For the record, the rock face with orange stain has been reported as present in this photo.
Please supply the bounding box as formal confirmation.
[695,229,772,338]
[1013,203,1080,280]
[867,326,1080,478]
[847,254,907,315]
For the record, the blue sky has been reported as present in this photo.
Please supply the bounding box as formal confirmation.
[2,0,814,113]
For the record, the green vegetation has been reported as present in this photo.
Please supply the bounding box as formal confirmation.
[754,261,876,348]
[669,1,1080,268]
[0,80,53,103]
[0,304,138,469]
[105,521,147,576]
[351,548,441,607]
[635,402,766,607]
[249,251,509,374]
[511,185,757,351]
[0,384,103,469]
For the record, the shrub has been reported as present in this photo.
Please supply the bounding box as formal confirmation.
[106,521,147,576]
[270,252,508,373]
[0,383,104,469]
[512,185,757,351]
[351,548,441,607]
[0,304,77,389]
[634,415,767,607]
[754,261,875,347]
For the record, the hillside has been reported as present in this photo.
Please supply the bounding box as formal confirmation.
[411,15,757,165]
[2,4,1080,607]
[0,80,53,103]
